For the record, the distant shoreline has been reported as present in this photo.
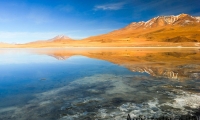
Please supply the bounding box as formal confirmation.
[0,47,200,49]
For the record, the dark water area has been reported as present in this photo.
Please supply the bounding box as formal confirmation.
[0,48,200,120]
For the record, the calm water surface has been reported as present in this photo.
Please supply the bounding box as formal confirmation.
[0,48,200,120]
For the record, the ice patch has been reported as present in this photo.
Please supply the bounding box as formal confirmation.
[97,109,108,118]
[0,107,18,113]
[196,17,200,20]
[162,91,200,110]
[59,114,79,120]
[185,20,191,23]
[91,99,154,119]
[39,100,51,106]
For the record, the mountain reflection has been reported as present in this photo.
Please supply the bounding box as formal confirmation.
[34,48,200,80]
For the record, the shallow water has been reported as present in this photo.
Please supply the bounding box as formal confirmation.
[0,48,200,120]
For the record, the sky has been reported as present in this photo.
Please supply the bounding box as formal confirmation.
[0,0,200,43]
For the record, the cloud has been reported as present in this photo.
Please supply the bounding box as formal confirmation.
[94,2,126,10]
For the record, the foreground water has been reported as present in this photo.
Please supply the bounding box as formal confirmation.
[0,48,200,120]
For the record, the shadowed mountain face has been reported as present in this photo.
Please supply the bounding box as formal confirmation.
[34,48,200,80]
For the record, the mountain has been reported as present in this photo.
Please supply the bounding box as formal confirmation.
[20,35,76,48]
[1,13,200,48]
[48,35,73,42]
[0,42,15,48]
[124,13,200,29]
[28,35,74,43]
[83,13,200,47]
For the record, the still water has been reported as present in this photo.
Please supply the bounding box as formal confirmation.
[0,48,200,120]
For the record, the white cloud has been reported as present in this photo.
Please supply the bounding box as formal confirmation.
[94,2,126,10]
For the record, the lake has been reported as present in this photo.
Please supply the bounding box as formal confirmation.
[0,48,200,120]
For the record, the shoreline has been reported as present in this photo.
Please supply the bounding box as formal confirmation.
[0,46,200,49]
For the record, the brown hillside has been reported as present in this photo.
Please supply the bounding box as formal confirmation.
[82,14,200,47]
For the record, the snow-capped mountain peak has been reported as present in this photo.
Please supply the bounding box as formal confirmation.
[125,13,200,29]
[48,35,73,42]
[196,17,200,20]
[52,35,71,40]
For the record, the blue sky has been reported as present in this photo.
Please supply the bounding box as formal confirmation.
[0,0,200,43]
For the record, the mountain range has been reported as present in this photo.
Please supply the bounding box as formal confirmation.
[81,13,200,47]
[1,13,200,48]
